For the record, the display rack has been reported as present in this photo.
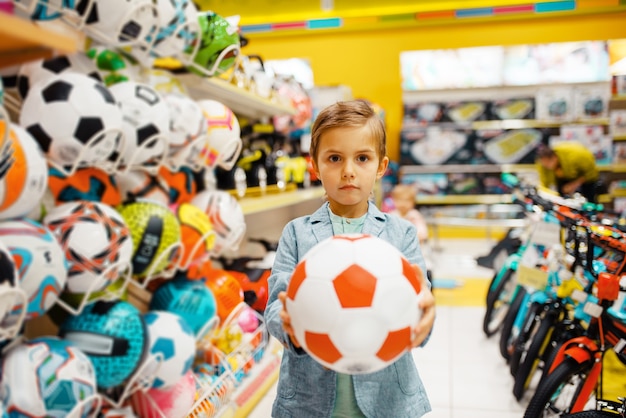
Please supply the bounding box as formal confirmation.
[178,73,296,120]
[0,12,77,67]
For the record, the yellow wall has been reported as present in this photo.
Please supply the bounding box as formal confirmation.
[242,11,626,161]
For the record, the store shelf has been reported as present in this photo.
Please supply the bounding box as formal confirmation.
[0,12,78,67]
[178,73,297,120]
[238,186,325,215]
[400,164,536,175]
[613,134,626,141]
[417,194,514,205]
[403,118,610,131]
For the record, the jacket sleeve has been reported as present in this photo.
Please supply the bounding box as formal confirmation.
[264,221,305,353]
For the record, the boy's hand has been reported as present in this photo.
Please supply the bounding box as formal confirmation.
[278,291,301,348]
[410,264,435,348]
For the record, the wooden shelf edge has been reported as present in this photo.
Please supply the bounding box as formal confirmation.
[0,12,78,66]
[238,186,325,215]
[178,73,297,120]
[417,194,513,205]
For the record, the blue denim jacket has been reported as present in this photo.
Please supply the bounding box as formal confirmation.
[265,201,432,418]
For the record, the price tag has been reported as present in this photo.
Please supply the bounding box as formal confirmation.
[517,265,549,290]
[583,301,603,318]
[531,220,562,247]
[570,289,588,303]
[520,245,540,268]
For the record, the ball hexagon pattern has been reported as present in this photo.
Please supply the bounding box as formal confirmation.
[286,233,423,374]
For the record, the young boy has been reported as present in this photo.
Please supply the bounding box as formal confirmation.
[265,100,435,418]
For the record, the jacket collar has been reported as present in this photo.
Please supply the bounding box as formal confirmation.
[309,201,386,243]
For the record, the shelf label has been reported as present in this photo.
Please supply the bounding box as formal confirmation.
[530,220,561,247]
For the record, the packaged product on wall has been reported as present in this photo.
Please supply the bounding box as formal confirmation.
[536,87,575,121]
[490,97,535,120]
[400,173,448,196]
[573,86,610,120]
[446,173,483,195]
[473,128,546,164]
[481,174,512,195]
[443,100,491,123]
[613,142,626,164]
[400,125,474,165]
[403,102,445,126]
[610,109,626,138]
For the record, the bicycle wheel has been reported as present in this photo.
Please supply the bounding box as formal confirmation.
[483,267,517,337]
[510,300,544,377]
[499,286,527,361]
[513,306,560,400]
[523,357,596,418]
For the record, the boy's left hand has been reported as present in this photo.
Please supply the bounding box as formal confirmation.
[410,264,435,348]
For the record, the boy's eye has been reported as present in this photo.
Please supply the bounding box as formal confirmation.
[329,155,341,162]
[357,155,370,162]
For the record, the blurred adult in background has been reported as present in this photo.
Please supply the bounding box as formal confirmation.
[535,142,605,203]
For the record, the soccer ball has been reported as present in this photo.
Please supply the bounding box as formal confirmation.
[47,166,122,206]
[116,200,181,280]
[196,99,242,171]
[87,45,142,86]
[163,92,208,172]
[144,0,199,59]
[286,233,423,374]
[17,52,102,100]
[1,336,99,417]
[43,200,133,295]
[184,11,240,77]
[109,81,170,173]
[0,239,28,341]
[11,0,73,20]
[0,121,49,221]
[142,310,196,389]
[0,218,68,319]
[190,190,245,257]
[115,170,170,206]
[19,72,123,175]
[150,273,217,336]
[66,0,158,48]
[158,165,202,205]
[60,299,148,390]
[171,202,215,269]
[129,370,195,418]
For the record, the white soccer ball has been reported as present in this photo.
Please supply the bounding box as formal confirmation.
[115,170,171,206]
[19,72,123,175]
[164,92,208,171]
[1,336,99,417]
[17,52,102,100]
[286,233,423,374]
[43,200,133,294]
[147,0,199,58]
[68,0,159,47]
[196,99,242,171]
[0,218,68,319]
[12,0,68,20]
[143,310,196,389]
[109,81,170,172]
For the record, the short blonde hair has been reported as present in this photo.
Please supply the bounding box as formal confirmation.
[310,100,386,165]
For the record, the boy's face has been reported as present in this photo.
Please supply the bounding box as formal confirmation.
[393,193,414,215]
[312,126,388,216]
[539,155,558,170]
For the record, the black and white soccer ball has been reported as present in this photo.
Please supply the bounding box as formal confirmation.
[109,81,170,173]
[68,0,159,47]
[17,52,102,100]
[19,72,123,175]
[146,0,199,59]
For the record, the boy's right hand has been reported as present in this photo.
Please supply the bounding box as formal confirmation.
[278,291,301,348]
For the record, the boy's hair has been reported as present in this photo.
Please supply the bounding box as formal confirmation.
[536,144,556,159]
[310,100,386,164]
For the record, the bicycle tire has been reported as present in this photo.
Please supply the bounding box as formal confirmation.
[483,267,516,337]
[510,300,544,377]
[523,357,595,418]
[513,307,559,400]
[499,286,527,361]
[562,411,621,418]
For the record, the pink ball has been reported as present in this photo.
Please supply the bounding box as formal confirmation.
[238,307,260,333]
[130,370,196,418]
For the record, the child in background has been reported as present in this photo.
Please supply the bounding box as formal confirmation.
[265,100,435,418]
[388,184,433,284]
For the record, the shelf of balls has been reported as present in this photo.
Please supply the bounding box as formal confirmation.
[0,12,77,67]
[178,73,297,120]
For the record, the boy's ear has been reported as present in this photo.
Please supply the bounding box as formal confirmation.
[376,156,389,179]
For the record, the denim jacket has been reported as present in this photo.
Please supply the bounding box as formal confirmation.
[265,201,432,418]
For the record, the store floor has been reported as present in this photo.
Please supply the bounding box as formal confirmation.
[248,237,530,418]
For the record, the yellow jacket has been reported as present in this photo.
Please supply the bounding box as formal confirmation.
[536,141,599,189]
